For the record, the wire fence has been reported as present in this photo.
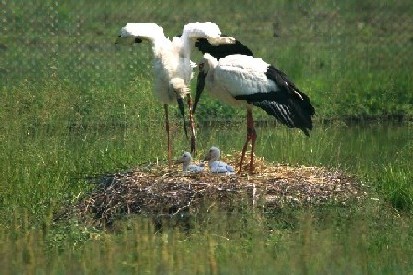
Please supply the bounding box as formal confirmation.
[1,0,413,122]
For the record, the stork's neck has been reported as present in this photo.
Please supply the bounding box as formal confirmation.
[208,158,220,168]
[179,34,193,59]
[208,152,220,167]
[150,36,173,59]
[208,55,219,69]
[182,162,190,171]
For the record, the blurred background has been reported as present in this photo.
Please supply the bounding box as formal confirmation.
[1,0,412,126]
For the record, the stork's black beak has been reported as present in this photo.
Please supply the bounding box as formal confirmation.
[175,157,184,164]
[203,152,211,162]
[177,97,188,138]
[115,36,143,45]
[193,70,206,114]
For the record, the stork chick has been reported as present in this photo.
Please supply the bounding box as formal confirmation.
[177,151,205,173]
[204,146,235,174]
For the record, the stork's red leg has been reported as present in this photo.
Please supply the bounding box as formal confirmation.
[239,109,256,174]
[248,109,257,173]
[164,104,172,169]
[187,95,196,156]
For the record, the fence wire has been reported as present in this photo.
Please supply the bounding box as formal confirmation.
[1,0,412,122]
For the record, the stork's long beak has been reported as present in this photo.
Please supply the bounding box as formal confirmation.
[177,97,188,138]
[193,71,206,114]
[207,36,236,45]
[203,152,211,161]
[175,157,184,164]
[115,35,143,45]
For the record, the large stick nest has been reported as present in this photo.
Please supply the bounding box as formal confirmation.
[66,152,368,227]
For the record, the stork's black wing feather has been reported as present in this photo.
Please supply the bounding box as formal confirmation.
[194,37,253,59]
[234,65,315,136]
[265,65,315,117]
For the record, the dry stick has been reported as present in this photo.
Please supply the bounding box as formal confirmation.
[164,104,172,169]
[171,188,207,216]
[187,94,197,155]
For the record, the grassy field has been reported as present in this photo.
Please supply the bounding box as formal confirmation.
[2,0,413,119]
[1,0,413,273]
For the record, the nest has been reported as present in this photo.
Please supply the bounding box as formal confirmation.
[67,152,368,227]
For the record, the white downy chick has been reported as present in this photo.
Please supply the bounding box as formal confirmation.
[177,151,204,173]
[204,146,235,174]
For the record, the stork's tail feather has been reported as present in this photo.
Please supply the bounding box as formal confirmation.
[264,65,315,135]
[251,99,313,135]
[289,97,314,136]
[235,65,315,135]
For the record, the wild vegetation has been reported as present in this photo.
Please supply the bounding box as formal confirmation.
[1,0,412,273]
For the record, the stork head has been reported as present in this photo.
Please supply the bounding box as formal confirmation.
[204,146,221,162]
[183,22,221,39]
[206,36,236,45]
[176,151,192,164]
[181,23,236,52]
[175,151,192,171]
[193,53,217,114]
[116,23,165,44]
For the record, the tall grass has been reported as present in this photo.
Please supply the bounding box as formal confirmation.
[1,205,412,274]
[257,122,413,212]
[371,139,413,211]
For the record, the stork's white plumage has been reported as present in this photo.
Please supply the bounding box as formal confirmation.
[119,23,192,104]
[176,151,204,173]
[194,54,315,173]
[117,22,237,167]
[204,146,235,174]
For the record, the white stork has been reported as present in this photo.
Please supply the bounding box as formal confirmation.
[176,151,204,173]
[116,22,237,167]
[193,54,315,173]
[204,146,235,174]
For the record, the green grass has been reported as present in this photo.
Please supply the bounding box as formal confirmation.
[1,0,413,273]
[2,0,413,118]
[1,204,412,273]
[1,118,412,273]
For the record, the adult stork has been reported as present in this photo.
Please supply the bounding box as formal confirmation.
[116,22,236,167]
[193,54,315,173]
